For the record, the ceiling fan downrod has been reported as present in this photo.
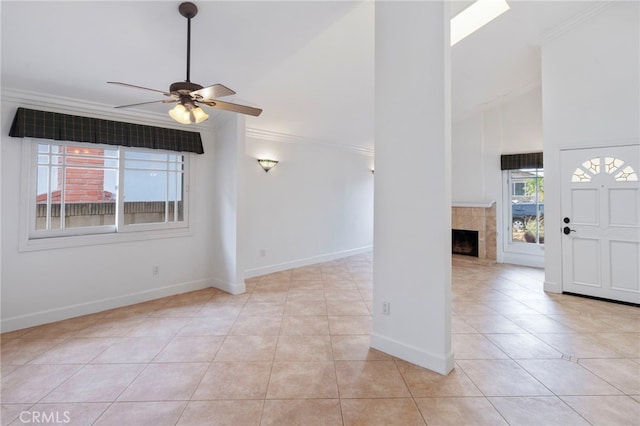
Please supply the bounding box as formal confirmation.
[179,2,198,83]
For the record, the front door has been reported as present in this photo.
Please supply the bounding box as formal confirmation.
[560,145,640,304]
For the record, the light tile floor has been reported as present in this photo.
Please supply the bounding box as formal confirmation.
[1,254,639,425]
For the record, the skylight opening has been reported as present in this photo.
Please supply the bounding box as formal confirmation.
[451,0,510,46]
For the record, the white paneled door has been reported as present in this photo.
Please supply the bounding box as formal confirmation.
[561,145,640,304]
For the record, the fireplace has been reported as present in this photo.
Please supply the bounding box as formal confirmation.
[452,229,479,257]
[451,202,496,262]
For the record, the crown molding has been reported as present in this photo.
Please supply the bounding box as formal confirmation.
[246,127,375,156]
[536,1,614,45]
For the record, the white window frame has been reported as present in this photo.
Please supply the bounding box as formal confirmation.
[501,168,544,267]
[19,139,191,251]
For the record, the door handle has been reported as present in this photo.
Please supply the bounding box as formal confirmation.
[563,226,576,235]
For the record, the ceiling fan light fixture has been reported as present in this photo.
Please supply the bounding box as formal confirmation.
[169,101,209,124]
[191,105,209,123]
[168,103,192,124]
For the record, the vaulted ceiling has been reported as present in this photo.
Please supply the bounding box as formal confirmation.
[1,1,602,152]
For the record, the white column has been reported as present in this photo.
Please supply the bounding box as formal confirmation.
[372,0,453,375]
[211,114,247,295]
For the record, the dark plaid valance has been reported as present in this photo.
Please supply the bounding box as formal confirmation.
[8,107,204,154]
[500,152,543,170]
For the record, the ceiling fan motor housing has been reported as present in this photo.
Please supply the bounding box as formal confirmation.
[170,81,203,95]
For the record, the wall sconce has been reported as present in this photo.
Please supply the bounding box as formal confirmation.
[257,159,279,172]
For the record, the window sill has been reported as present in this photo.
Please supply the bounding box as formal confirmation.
[19,227,192,252]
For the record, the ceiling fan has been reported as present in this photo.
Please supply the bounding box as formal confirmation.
[108,2,262,124]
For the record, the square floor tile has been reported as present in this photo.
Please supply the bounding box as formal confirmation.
[489,396,590,425]
[95,401,186,426]
[484,333,563,359]
[92,337,170,363]
[43,364,145,402]
[452,334,509,359]
[214,335,278,362]
[152,336,224,362]
[331,335,392,361]
[23,402,110,425]
[284,300,328,316]
[561,395,640,425]
[414,397,508,425]
[261,399,342,426]
[396,360,482,397]
[579,358,640,394]
[178,400,264,425]
[328,316,371,335]
[457,359,552,397]
[192,361,271,400]
[517,359,623,395]
[280,316,329,335]
[117,363,208,401]
[326,300,370,316]
[335,360,410,398]
[275,335,333,361]
[0,364,83,403]
[178,316,235,336]
[229,315,282,336]
[341,398,425,426]
[29,338,114,364]
[267,361,338,399]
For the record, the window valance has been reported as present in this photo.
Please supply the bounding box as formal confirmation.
[500,152,543,170]
[8,107,204,154]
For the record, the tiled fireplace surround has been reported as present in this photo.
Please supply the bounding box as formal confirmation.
[451,202,496,261]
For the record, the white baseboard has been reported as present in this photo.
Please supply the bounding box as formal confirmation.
[244,246,373,278]
[211,277,246,295]
[0,278,214,333]
[370,332,455,376]
[501,252,545,268]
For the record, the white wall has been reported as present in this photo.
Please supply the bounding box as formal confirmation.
[452,86,543,205]
[541,1,640,293]
[243,133,374,277]
[0,95,220,332]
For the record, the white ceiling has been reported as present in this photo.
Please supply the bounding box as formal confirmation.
[1,1,603,152]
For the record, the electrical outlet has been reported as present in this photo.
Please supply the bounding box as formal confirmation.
[260,249,266,257]
[152,266,159,275]
[382,301,390,315]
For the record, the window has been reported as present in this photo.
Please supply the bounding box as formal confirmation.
[29,140,188,240]
[507,168,544,245]
[571,156,638,182]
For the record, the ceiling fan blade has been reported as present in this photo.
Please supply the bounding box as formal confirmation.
[201,100,263,117]
[108,81,172,96]
[190,84,236,101]
[115,99,178,109]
